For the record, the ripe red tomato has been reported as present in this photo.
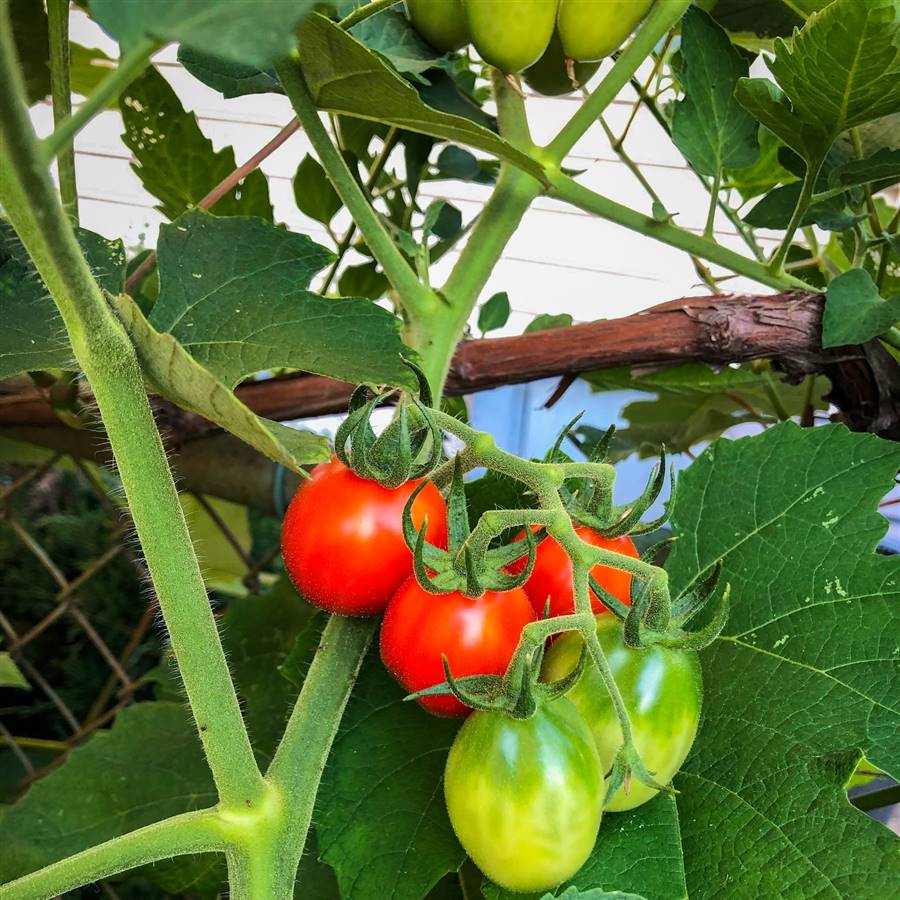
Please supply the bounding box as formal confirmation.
[512,525,638,618]
[281,458,448,616]
[380,578,535,716]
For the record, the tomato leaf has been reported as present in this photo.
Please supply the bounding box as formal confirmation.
[178,46,282,98]
[478,291,511,335]
[0,223,125,380]
[315,651,465,900]
[349,9,444,81]
[828,147,900,190]
[0,652,28,690]
[119,66,272,221]
[298,14,545,184]
[671,7,760,177]
[146,209,415,389]
[89,0,319,67]
[823,268,900,348]
[294,154,343,226]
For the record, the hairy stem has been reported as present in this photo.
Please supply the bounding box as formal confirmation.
[42,37,158,163]
[0,810,226,899]
[46,0,77,223]
[769,156,824,274]
[0,7,264,808]
[546,0,692,162]
[276,56,436,317]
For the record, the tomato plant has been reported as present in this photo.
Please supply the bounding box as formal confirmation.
[380,578,535,716]
[1,0,899,898]
[281,457,448,615]
[444,698,603,892]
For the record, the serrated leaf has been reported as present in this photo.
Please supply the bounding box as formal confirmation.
[293,154,342,225]
[119,66,273,221]
[146,210,414,389]
[484,795,682,900]
[298,14,545,183]
[178,46,282,98]
[316,652,465,900]
[828,147,900,189]
[0,223,125,380]
[111,292,330,474]
[477,291,511,335]
[89,0,319,67]
[664,422,900,897]
[671,7,760,176]
[0,652,28,690]
[823,268,900,348]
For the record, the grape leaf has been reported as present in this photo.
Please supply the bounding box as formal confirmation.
[0,223,125,380]
[298,14,545,183]
[145,210,414,390]
[119,66,272,221]
[822,268,900,348]
[315,651,465,900]
[672,7,760,177]
[89,0,319,67]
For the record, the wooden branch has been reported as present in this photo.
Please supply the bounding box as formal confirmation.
[4,291,900,439]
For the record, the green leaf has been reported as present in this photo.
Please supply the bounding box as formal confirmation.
[9,0,49,103]
[829,148,900,189]
[665,422,900,897]
[484,795,682,899]
[0,223,125,380]
[0,652,28,690]
[89,0,319,66]
[743,180,851,230]
[298,14,545,183]
[69,43,118,101]
[436,145,481,181]
[119,66,273,221]
[823,268,900,348]
[671,7,760,176]
[293,154,343,225]
[426,201,463,240]
[725,127,796,202]
[146,210,414,389]
[316,652,465,900]
[711,0,803,39]
[178,46,282,98]
[478,291,511,335]
[337,262,390,300]
[111,292,330,474]
[350,9,444,81]
[524,313,573,333]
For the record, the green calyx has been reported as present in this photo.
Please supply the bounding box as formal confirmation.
[334,358,442,488]
[596,551,730,651]
[409,625,587,719]
[403,454,545,596]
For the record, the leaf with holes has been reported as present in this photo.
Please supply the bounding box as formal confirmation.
[119,66,272,221]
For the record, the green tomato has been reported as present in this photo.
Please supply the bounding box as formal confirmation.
[542,616,702,812]
[405,0,470,53]
[444,698,603,892]
[523,28,600,96]
[557,0,655,62]
[462,0,558,73]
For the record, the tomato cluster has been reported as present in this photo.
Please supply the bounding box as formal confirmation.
[281,463,702,892]
[405,0,654,92]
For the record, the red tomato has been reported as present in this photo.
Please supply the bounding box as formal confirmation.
[381,578,535,717]
[512,525,637,618]
[281,458,448,616]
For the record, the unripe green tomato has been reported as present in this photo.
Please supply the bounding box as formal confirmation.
[557,0,655,62]
[462,0,558,73]
[405,0,470,52]
[523,28,600,95]
[542,615,702,812]
[444,698,603,892]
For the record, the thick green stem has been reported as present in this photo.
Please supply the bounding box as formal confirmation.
[46,0,77,223]
[0,7,263,808]
[276,56,436,317]
[549,171,814,292]
[769,156,824,274]
[545,0,692,162]
[0,810,226,900]
[41,37,158,163]
[266,615,375,885]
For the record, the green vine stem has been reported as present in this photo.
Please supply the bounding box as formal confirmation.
[338,0,402,30]
[545,0,693,163]
[276,56,437,319]
[769,154,825,274]
[46,0,77,222]
[0,6,264,808]
[41,36,159,163]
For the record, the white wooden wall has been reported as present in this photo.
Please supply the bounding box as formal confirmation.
[29,9,780,338]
